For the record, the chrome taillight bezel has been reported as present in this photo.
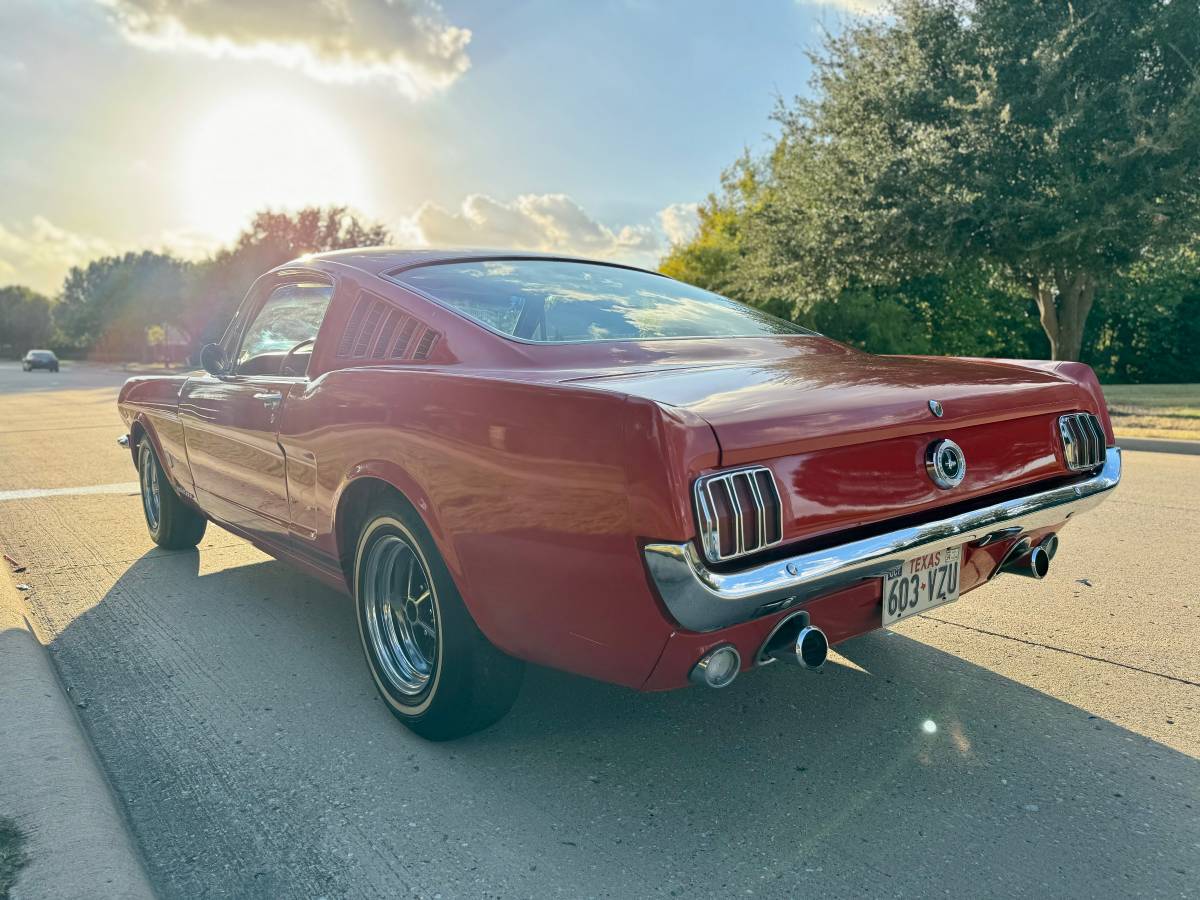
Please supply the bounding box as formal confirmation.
[693,466,784,564]
[1058,412,1106,471]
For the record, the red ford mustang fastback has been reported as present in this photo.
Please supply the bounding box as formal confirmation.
[117,250,1120,739]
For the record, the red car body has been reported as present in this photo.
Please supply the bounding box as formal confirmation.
[117,249,1120,694]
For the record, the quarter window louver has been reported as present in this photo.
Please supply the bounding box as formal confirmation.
[413,328,439,360]
[1058,412,1106,471]
[337,292,393,360]
[336,294,372,358]
[694,466,784,563]
[335,291,441,362]
[353,301,384,357]
[371,309,401,359]
[391,317,418,357]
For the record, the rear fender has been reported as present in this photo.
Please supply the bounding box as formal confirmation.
[330,459,452,563]
[983,359,1116,443]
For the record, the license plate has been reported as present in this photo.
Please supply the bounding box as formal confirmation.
[881,546,962,626]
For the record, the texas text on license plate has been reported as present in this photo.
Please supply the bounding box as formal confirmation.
[881,546,962,626]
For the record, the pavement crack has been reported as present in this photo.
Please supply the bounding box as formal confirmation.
[919,614,1200,687]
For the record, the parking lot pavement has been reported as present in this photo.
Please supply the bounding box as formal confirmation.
[0,362,1196,898]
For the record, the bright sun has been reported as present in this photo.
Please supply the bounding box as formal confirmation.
[181,92,369,240]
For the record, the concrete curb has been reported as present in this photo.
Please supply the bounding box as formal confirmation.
[0,572,155,900]
[1117,436,1200,456]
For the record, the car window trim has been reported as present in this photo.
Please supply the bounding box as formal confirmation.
[381,261,814,346]
[228,271,336,377]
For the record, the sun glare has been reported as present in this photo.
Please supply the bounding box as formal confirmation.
[180,92,369,240]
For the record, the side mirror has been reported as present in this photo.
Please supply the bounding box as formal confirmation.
[200,343,232,378]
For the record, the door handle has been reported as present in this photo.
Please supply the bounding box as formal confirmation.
[254,391,283,410]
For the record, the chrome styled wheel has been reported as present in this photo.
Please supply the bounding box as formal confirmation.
[134,437,206,549]
[361,532,440,697]
[352,504,524,739]
[139,442,161,532]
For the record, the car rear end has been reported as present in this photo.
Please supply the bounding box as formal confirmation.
[376,254,1120,693]
[23,350,59,371]
[589,348,1121,691]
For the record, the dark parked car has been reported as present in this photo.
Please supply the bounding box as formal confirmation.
[22,350,59,372]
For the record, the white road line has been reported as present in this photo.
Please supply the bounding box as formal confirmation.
[0,482,140,502]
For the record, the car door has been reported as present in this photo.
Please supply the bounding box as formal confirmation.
[180,277,335,541]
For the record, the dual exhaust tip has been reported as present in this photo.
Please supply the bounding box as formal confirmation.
[999,533,1058,580]
[788,626,830,670]
[691,532,1061,689]
[689,615,829,689]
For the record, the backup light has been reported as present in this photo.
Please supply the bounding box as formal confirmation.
[689,644,741,689]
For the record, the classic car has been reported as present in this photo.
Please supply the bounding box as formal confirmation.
[22,349,59,372]
[116,249,1121,739]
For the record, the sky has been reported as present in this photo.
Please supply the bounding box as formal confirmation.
[0,0,880,294]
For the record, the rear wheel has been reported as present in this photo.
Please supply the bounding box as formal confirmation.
[138,439,206,549]
[353,502,524,740]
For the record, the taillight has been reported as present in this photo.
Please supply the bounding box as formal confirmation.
[1058,412,1106,471]
[693,466,784,563]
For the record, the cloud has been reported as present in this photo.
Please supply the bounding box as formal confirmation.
[0,58,28,80]
[804,0,887,12]
[96,0,472,97]
[0,196,701,294]
[0,217,116,293]
[407,193,663,266]
[0,218,218,294]
[659,202,700,246]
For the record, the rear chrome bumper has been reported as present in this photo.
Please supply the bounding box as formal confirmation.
[644,447,1122,633]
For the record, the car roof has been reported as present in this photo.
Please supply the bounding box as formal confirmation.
[281,247,660,279]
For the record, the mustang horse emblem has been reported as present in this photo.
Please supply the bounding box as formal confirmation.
[925,439,967,489]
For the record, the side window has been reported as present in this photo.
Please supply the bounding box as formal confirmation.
[236,281,334,376]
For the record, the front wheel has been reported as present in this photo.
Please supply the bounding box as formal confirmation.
[138,439,206,549]
[353,503,524,740]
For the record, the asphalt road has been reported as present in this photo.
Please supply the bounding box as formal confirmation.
[1,362,1196,899]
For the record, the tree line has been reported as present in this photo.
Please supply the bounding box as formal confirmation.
[663,0,1200,381]
[3,0,1198,381]
[0,207,389,362]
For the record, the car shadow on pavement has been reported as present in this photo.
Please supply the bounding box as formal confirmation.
[46,548,1199,898]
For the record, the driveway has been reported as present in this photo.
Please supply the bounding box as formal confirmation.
[0,362,1196,898]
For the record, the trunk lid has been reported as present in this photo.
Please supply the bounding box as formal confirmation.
[569,340,1095,545]
[572,341,1084,465]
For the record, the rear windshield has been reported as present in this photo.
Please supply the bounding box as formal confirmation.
[390,259,810,343]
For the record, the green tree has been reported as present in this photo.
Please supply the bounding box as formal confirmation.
[55,252,190,358]
[1083,250,1200,383]
[232,206,390,261]
[0,285,55,357]
[185,206,391,346]
[660,155,764,298]
[7,206,391,361]
[739,0,1200,360]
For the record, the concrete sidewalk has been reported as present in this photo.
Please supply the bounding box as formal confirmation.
[1117,435,1200,455]
[0,572,154,900]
